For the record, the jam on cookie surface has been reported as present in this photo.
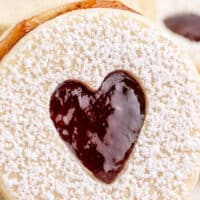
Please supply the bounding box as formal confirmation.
[164,14,200,42]
[50,70,146,183]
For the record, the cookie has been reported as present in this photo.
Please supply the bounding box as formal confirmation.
[0,1,200,200]
[156,0,200,72]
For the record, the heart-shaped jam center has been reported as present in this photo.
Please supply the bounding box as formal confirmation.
[50,70,146,183]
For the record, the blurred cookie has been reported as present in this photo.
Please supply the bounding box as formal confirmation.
[156,0,200,72]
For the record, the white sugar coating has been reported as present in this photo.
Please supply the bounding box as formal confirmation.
[0,8,200,200]
[156,0,200,69]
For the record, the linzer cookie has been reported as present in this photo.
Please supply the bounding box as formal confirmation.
[0,0,200,200]
[156,0,200,72]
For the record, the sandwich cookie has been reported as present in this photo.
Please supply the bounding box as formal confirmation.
[0,0,200,199]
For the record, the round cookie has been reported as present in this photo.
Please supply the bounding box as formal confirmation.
[156,0,200,72]
[0,2,200,200]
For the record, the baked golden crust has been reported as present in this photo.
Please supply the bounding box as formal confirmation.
[0,0,137,61]
[0,179,12,200]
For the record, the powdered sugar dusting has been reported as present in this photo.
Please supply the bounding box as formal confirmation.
[0,9,200,200]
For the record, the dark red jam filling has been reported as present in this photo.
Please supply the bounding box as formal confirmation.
[50,70,146,183]
[164,14,200,41]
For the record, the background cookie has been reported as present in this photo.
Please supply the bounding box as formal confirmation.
[156,0,200,72]
[156,1,200,199]
[0,3,200,200]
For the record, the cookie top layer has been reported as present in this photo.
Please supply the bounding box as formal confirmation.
[156,0,200,71]
[0,0,136,61]
[0,8,200,200]
[0,0,138,35]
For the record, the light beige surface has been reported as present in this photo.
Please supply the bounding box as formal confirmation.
[136,0,155,20]
[0,0,75,33]
[189,179,200,200]
[0,8,200,200]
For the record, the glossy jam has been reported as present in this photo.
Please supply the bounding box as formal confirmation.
[50,71,146,183]
[164,14,200,41]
